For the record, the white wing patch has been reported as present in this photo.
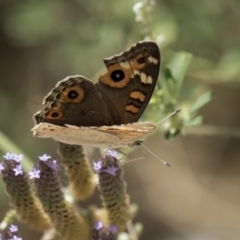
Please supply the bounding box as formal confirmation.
[132,70,153,85]
[147,56,158,65]
[120,61,131,69]
[147,76,153,84]
[140,72,147,84]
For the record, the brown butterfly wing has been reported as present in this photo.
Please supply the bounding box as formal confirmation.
[34,76,114,127]
[96,41,160,124]
[34,41,160,127]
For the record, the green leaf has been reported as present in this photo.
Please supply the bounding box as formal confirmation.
[189,91,213,114]
[165,128,181,139]
[165,77,177,97]
[186,115,203,127]
[164,52,192,90]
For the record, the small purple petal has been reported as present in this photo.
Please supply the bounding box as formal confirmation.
[107,150,117,158]
[10,236,22,240]
[108,225,118,233]
[93,161,102,173]
[104,166,118,176]
[94,221,103,230]
[12,154,24,162]
[29,168,41,179]
[3,153,13,160]
[13,165,23,176]
[47,160,58,170]
[0,162,4,173]
[38,154,51,161]
[9,224,18,232]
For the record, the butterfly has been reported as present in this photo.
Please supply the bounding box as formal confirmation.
[32,41,160,148]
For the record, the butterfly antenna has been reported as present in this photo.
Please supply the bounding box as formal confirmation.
[155,109,181,126]
[140,143,171,167]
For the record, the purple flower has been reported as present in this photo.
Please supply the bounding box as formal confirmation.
[29,168,41,179]
[93,161,102,174]
[47,160,58,170]
[10,236,22,240]
[12,154,23,162]
[3,153,24,162]
[3,153,13,160]
[108,225,118,233]
[38,154,51,161]
[13,165,23,176]
[0,162,4,173]
[94,221,103,230]
[9,224,18,232]
[104,166,118,176]
[107,150,117,158]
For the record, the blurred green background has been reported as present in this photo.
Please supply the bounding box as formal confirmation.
[0,0,240,239]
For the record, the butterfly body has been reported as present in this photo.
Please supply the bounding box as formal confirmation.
[33,41,160,147]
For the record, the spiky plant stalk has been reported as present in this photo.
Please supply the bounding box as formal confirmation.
[92,222,117,240]
[94,152,131,232]
[33,158,90,240]
[57,143,95,200]
[0,157,52,231]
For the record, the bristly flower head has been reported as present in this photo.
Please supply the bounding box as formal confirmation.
[93,161,103,174]
[12,154,24,162]
[107,150,117,159]
[104,166,118,176]
[38,154,51,161]
[29,167,41,179]
[94,221,103,230]
[10,235,22,240]
[46,160,58,170]
[0,224,22,240]
[12,165,23,176]
[3,153,13,160]
[3,153,23,162]
[37,154,58,171]
[9,224,18,232]
[108,225,118,233]
[92,221,117,240]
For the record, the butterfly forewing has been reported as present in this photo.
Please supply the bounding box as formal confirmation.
[96,41,160,124]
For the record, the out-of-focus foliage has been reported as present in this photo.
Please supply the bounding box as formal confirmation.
[0,0,239,155]
[0,0,240,239]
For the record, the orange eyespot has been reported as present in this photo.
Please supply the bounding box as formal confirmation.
[60,86,84,103]
[110,70,125,82]
[99,63,132,88]
[137,57,145,64]
[129,53,146,70]
[46,109,63,119]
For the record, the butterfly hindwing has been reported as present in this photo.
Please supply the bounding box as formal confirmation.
[34,76,113,127]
